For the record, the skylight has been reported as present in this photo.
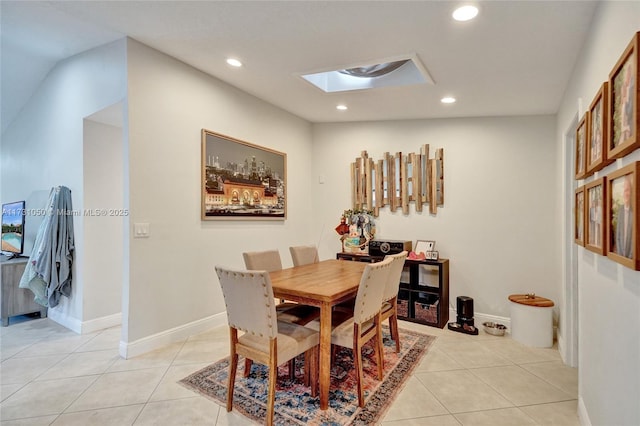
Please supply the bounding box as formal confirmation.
[301,56,433,93]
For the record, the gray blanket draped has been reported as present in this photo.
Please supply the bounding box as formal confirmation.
[19,186,75,307]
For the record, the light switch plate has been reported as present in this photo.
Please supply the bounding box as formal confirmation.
[134,223,150,238]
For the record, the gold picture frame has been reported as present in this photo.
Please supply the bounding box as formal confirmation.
[606,162,640,270]
[201,129,286,220]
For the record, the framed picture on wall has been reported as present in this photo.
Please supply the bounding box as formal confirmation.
[575,112,588,180]
[201,129,286,220]
[585,177,606,255]
[607,31,639,160]
[586,82,612,175]
[574,186,585,246]
[606,162,640,270]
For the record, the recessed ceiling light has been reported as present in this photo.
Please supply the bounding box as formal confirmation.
[336,105,348,111]
[452,5,478,21]
[441,97,456,104]
[226,58,242,67]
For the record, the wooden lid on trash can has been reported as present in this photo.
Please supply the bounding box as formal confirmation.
[508,294,554,307]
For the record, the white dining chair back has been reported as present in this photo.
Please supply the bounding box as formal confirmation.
[382,251,408,303]
[289,245,319,266]
[242,250,283,272]
[328,256,393,407]
[215,266,319,426]
[380,251,408,353]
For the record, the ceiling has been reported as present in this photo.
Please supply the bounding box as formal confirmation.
[1,1,598,130]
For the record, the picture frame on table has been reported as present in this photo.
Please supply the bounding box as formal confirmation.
[575,186,585,246]
[426,251,439,260]
[607,31,639,160]
[586,82,612,175]
[415,240,435,254]
[585,177,606,255]
[606,162,640,270]
[575,112,589,180]
[201,129,286,220]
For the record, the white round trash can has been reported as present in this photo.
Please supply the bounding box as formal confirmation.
[508,294,554,348]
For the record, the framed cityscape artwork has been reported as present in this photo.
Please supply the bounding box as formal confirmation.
[606,162,639,270]
[607,31,639,160]
[585,177,606,255]
[201,129,286,220]
[574,186,585,246]
[575,112,588,180]
[586,82,612,175]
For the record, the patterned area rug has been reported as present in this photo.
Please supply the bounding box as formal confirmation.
[179,326,436,425]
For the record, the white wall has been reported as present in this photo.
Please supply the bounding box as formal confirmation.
[557,3,640,426]
[0,39,126,329]
[82,118,124,325]
[124,39,315,347]
[312,115,559,319]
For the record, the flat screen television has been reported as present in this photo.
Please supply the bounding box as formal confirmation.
[1,200,26,259]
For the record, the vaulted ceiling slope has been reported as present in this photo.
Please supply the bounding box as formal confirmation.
[1,1,597,131]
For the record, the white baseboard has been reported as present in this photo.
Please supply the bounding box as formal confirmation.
[45,310,122,335]
[81,313,122,334]
[577,396,592,426]
[119,312,227,359]
[46,308,82,334]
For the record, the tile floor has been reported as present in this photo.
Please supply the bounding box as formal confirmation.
[0,317,579,425]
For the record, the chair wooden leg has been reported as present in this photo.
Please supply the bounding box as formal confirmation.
[353,324,365,408]
[243,358,253,378]
[309,346,318,397]
[390,314,400,353]
[227,328,239,412]
[375,315,384,380]
[266,339,278,426]
[288,359,295,381]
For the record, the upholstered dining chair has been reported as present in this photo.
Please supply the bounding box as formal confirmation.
[242,249,320,379]
[289,245,319,266]
[215,266,319,426]
[310,256,392,407]
[242,249,319,325]
[380,251,408,353]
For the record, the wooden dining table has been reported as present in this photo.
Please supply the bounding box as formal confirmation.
[269,258,368,410]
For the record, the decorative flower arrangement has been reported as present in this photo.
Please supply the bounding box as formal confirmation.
[336,208,376,253]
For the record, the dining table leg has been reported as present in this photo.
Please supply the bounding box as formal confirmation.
[319,301,332,410]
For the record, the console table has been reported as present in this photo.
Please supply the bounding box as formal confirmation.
[336,252,450,328]
[1,256,47,326]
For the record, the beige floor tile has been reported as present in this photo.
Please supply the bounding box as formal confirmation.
[187,326,228,342]
[0,415,59,425]
[415,347,465,372]
[1,383,23,402]
[172,339,229,366]
[76,328,123,352]
[382,414,462,425]
[66,367,167,412]
[133,396,220,425]
[107,341,185,373]
[519,400,580,426]
[36,349,120,380]
[0,376,97,421]
[415,370,513,413]
[520,361,578,397]
[148,362,209,402]
[12,334,95,357]
[454,407,537,425]
[1,354,66,384]
[214,406,261,425]
[382,376,449,421]
[480,338,561,364]
[471,365,574,406]
[435,341,513,368]
[51,404,144,425]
